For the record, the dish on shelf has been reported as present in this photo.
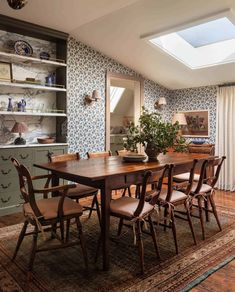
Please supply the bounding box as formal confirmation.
[191,139,205,145]
[122,154,146,162]
[39,51,50,60]
[14,40,33,56]
[37,137,55,144]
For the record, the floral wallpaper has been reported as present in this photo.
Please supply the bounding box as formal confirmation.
[67,37,172,157]
[168,86,217,144]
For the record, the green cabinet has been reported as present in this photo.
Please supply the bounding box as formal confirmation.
[0,144,68,215]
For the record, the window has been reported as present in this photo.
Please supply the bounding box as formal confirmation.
[110,86,125,112]
[149,15,235,69]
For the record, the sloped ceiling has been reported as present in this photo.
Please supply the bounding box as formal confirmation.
[0,0,235,89]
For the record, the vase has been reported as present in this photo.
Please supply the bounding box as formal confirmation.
[145,143,160,161]
[7,98,13,111]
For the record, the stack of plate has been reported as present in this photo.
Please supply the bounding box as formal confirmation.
[122,154,146,162]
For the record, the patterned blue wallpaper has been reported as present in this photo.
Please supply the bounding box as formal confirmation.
[168,86,217,144]
[67,37,171,157]
[67,37,217,156]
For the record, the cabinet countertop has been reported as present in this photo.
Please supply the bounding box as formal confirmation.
[0,143,68,149]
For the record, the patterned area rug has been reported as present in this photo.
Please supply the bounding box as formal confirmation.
[0,206,235,292]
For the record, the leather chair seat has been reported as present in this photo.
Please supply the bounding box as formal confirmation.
[159,189,188,203]
[191,182,212,194]
[173,172,200,182]
[67,184,98,198]
[110,196,154,218]
[23,197,83,220]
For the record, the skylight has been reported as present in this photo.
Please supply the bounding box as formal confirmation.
[110,86,125,112]
[149,14,235,69]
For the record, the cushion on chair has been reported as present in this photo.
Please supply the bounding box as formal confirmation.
[67,184,98,198]
[158,189,188,203]
[23,197,83,220]
[191,182,212,194]
[173,172,200,182]
[110,196,154,218]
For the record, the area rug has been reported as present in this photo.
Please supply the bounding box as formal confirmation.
[0,206,235,292]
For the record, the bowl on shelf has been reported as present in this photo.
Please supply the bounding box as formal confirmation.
[37,137,55,144]
[191,139,205,145]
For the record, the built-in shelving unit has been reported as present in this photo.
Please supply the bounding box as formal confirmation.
[0,111,67,117]
[0,51,66,68]
[0,80,66,92]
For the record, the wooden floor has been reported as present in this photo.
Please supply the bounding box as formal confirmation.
[0,189,234,291]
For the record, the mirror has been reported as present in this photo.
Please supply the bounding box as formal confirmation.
[106,72,144,154]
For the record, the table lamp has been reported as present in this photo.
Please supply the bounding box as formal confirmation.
[11,122,28,145]
[172,113,187,136]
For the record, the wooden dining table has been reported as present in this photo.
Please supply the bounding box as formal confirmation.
[34,152,212,271]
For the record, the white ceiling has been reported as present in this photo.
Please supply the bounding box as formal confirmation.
[1,0,235,89]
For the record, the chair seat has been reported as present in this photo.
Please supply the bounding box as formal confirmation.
[173,172,200,182]
[191,182,212,194]
[67,184,98,198]
[110,196,154,218]
[159,189,188,203]
[23,197,83,220]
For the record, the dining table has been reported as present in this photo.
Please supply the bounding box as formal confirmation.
[34,152,213,271]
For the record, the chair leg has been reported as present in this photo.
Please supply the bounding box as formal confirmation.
[60,220,65,242]
[170,209,178,254]
[204,199,210,222]
[128,187,132,197]
[12,220,28,260]
[164,206,168,231]
[51,223,57,239]
[94,195,101,226]
[28,225,38,276]
[184,201,197,245]
[66,219,70,242]
[136,221,144,274]
[88,195,96,219]
[117,218,124,236]
[135,185,141,198]
[148,215,160,259]
[122,188,127,197]
[208,193,222,231]
[76,217,88,270]
[198,196,205,240]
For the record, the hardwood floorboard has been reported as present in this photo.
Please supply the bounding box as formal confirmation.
[0,189,234,291]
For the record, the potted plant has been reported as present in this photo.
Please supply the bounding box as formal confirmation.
[123,107,186,160]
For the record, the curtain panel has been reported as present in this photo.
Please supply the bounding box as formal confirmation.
[216,86,235,191]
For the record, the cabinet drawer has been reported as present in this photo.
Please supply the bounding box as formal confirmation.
[0,149,17,164]
[16,148,33,164]
[0,176,18,193]
[0,190,23,208]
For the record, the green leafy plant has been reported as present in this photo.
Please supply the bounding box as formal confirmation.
[123,107,185,155]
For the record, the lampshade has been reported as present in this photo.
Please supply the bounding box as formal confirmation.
[172,113,187,125]
[11,122,28,133]
[158,97,167,105]
[92,90,101,100]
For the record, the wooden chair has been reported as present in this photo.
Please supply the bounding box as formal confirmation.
[87,151,132,197]
[11,158,88,278]
[108,166,168,274]
[190,156,226,240]
[48,153,100,224]
[173,145,215,183]
[146,160,198,254]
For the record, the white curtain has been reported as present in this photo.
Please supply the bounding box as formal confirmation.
[216,86,235,191]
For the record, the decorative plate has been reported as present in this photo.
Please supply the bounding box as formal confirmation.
[122,154,146,162]
[14,40,33,56]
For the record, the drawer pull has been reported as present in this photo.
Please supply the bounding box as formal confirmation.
[19,154,29,160]
[1,169,11,175]
[47,151,54,158]
[1,155,11,161]
[0,183,11,189]
[1,196,11,203]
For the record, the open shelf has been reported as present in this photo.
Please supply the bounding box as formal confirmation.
[0,80,66,92]
[0,51,66,68]
[0,111,67,117]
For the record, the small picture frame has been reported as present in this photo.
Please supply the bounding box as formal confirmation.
[0,62,12,82]
[180,110,210,137]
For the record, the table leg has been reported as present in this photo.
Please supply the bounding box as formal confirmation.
[51,173,59,197]
[100,180,112,271]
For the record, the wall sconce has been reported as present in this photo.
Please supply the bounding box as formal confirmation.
[7,0,28,9]
[154,97,167,109]
[84,90,101,105]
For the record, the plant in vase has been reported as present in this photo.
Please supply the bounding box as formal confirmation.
[123,107,185,160]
